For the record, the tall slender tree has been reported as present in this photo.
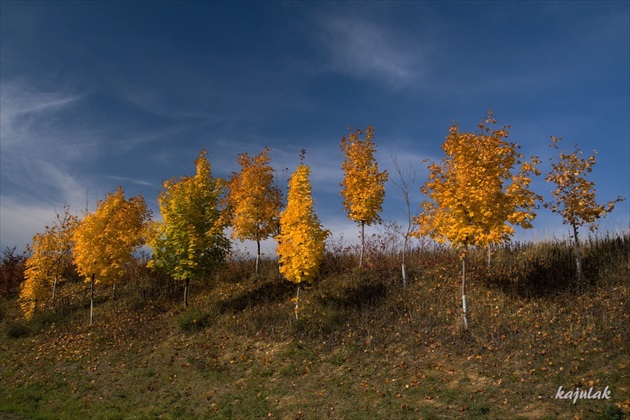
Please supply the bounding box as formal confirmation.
[340,125,388,268]
[227,147,282,277]
[391,155,418,288]
[73,187,150,324]
[148,149,230,307]
[276,151,329,319]
[545,136,624,285]
[414,112,541,330]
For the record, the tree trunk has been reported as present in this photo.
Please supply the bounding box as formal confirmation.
[401,263,407,289]
[401,235,408,288]
[461,255,469,331]
[359,220,365,268]
[487,244,492,269]
[295,285,300,320]
[256,238,261,279]
[52,274,58,301]
[89,273,95,325]
[184,278,190,308]
[572,222,583,287]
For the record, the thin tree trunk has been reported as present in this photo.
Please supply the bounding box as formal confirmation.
[401,235,408,289]
[52,274,58,301]
[359,220,365,268]
[461,255,469,331]
[90,273,95,325]
[184,278,190,308]
[112,284,116,301]
[487,244,492,269]
[295,285,300,320]
[572,222,583,287]
[256,238,261,279]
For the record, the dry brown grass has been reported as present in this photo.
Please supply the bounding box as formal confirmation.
[1,233,628,419]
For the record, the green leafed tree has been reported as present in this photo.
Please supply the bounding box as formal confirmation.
[148,149,231,307]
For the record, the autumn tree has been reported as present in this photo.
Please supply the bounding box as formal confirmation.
[545,136,624,284]
[73,187,150,324]
[19,205,79,320]
[227,147,282,277]
[148,149,230,307]
[340,125,388,267]
[414,113,541,330]
[276,151,329,319]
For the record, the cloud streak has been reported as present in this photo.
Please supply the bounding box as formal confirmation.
[0,81,91,194]
[0,81,95,248]
[314,14,422,89]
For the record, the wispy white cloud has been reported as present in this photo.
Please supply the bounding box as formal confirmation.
[0,81,97,249]
[314,14,423,89]
[105,176,154,188]
[0,82,82,148]
[0,82,93,188]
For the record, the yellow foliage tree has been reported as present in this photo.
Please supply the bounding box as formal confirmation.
[276,152,329,318]
[72,186,151,324]
[19,205,79,320]
[414,112,541,329]
[545,136,624,283]
[227,147,282,277]
[340,125,388,267]
[148,149,230,307]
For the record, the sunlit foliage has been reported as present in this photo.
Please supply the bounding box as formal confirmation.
[148,149,230,306]
[19,205,79,320]
[414,112,541,329]
[276,154,329,285]
[340,125,388,266]
[73,187,150,286]
[414,112,541,249]
[226,147,282,275]
[546,136,624,236]
[545,136,625,281]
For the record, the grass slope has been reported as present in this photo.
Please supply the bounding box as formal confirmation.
[1,235,629,419]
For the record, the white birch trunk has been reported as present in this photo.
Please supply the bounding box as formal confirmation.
[461,256,469,330]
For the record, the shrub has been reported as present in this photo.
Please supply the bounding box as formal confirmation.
[0,247,26,299]
[5,319,30,339]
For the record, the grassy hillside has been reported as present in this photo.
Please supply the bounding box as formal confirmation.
[1,234,629,419]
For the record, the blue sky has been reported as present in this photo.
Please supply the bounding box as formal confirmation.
[1,1,628,255]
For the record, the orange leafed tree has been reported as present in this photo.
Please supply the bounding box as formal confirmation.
[545,136,624,284]
[414,112,541,329]
[19,205,79,320]
[148,149,231,307]
[276,152,329,319]
[340,125,388,267]
[227,147,282,277]
[72,186,151,324]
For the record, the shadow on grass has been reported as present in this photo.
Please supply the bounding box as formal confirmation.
[477,233,629,299]
[219,280,295,313]
[322,281,389,310]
